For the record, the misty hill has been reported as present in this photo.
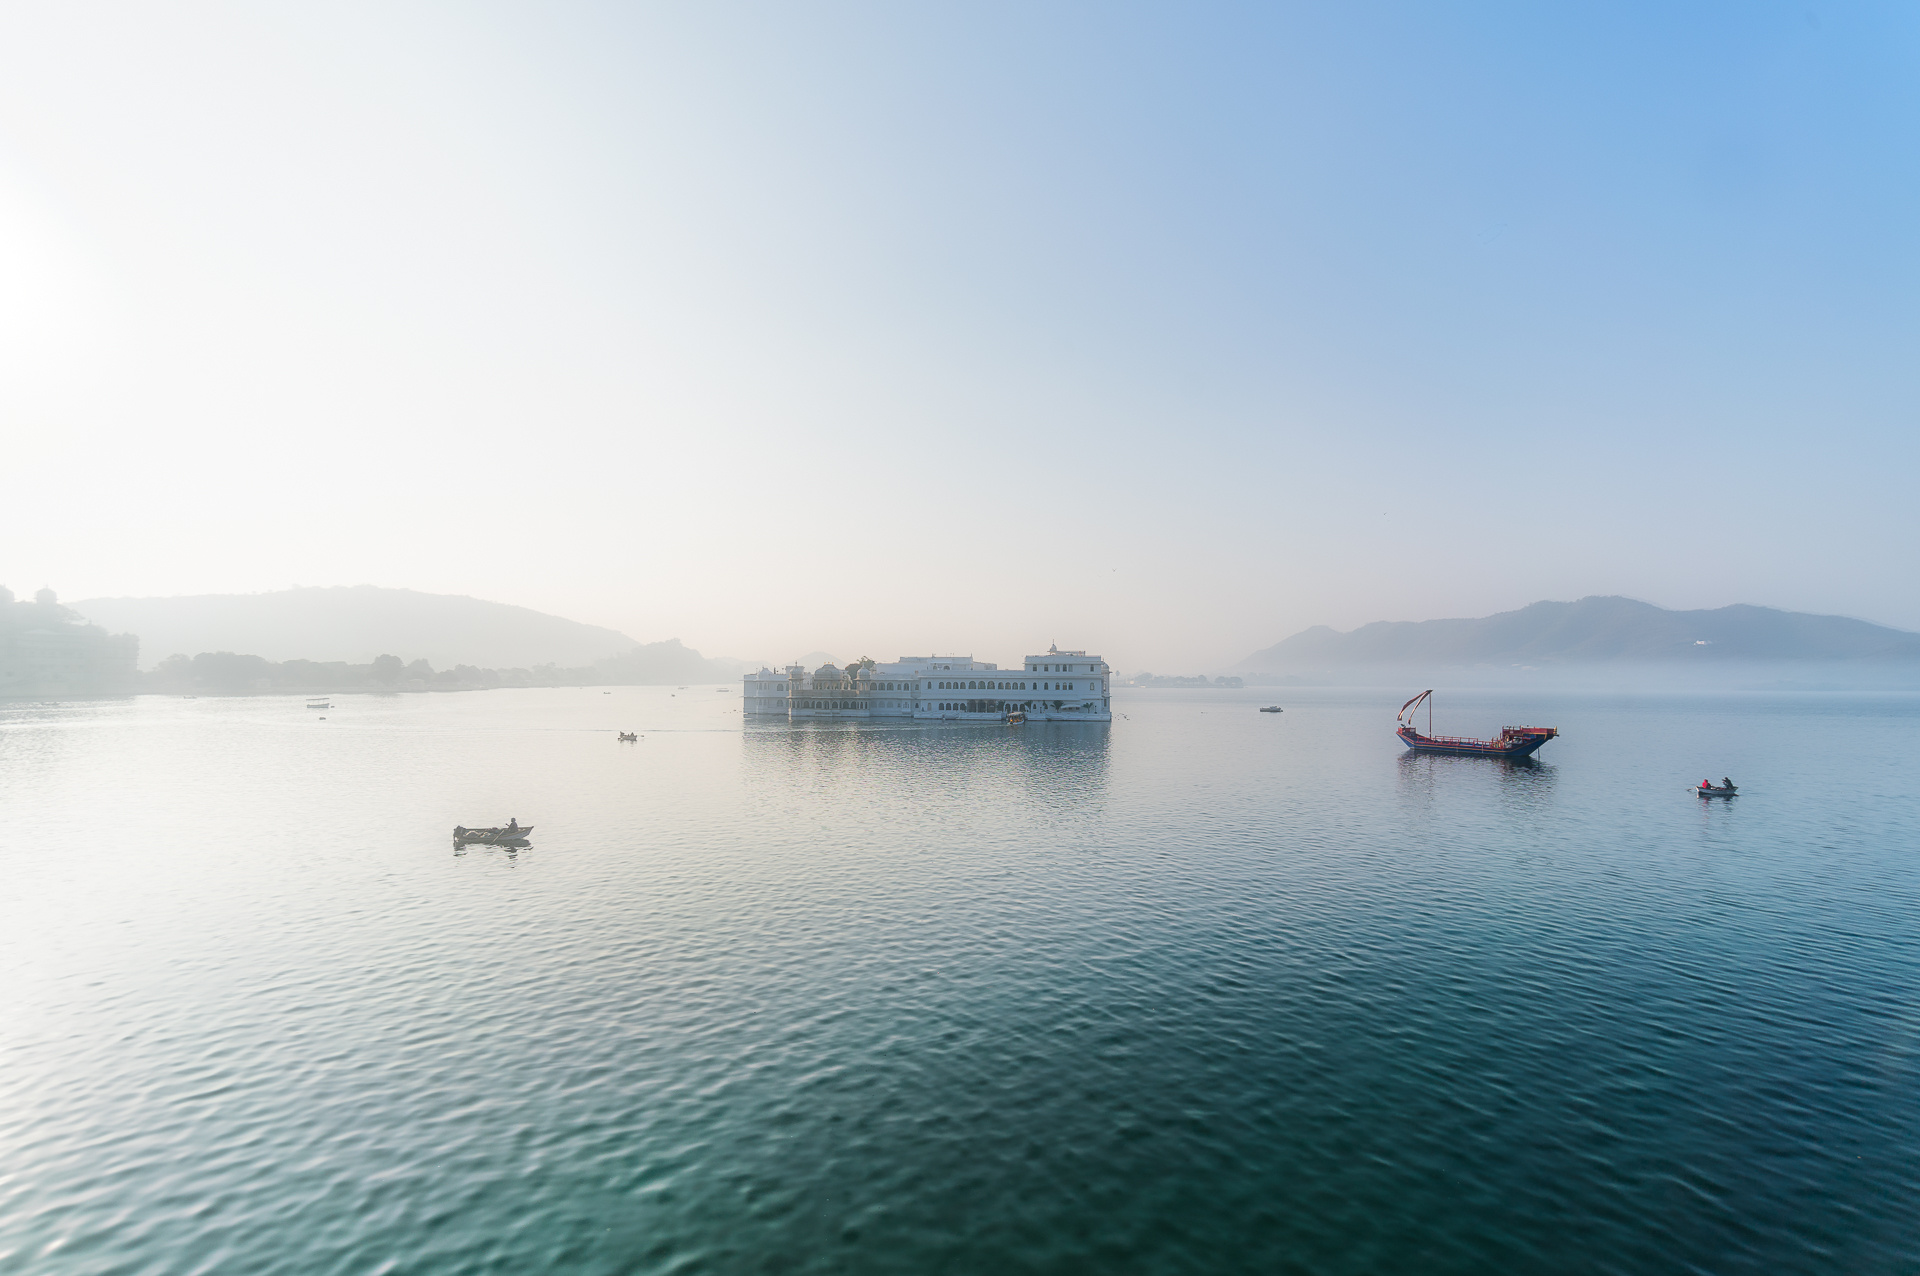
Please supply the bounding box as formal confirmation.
[593,639,753,684]
[1241,597,1920,668]
[72,586,647,670]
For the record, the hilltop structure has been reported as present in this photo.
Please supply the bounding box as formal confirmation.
[744,646,1111,721]
[0,587,140,698]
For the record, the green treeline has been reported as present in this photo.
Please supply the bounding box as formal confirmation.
[145,643,728,694]
[1127,673,1244,688]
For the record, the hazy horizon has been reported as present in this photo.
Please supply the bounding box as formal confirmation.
[51,583,1920,677]
[6,3,1918,670]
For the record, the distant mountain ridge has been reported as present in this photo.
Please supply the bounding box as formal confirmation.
[70,586,742,676]
[1240,597,1920,668]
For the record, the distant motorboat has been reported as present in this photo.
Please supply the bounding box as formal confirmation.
[1006,709,1027,725]
[1259,706,1283,713]
[307,698,331,709]
[617,732,637,742]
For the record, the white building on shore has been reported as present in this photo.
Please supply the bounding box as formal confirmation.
[743,646,1110,721]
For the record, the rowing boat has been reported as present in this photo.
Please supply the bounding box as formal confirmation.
[454,824,534,844]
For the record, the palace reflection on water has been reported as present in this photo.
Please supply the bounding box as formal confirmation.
[742,701,1113,818]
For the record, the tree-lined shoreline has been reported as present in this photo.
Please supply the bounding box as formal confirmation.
[143,644,732,694]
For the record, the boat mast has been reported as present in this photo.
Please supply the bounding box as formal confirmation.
[1397,689,1435,734]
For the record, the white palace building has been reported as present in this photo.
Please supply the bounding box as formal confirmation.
[743,646,1111,722]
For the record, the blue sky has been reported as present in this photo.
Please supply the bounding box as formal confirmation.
[2,2,1915,668]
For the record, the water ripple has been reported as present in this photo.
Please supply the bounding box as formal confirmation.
[1,687,1918,1273]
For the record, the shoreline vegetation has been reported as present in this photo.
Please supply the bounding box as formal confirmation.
[141,648,727,695]
[1127,673,1245,688]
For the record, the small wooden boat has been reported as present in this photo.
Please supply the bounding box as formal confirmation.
[307,698,331,709]
[617,732,637,742]
[454,823,534,844]
[1695,783,1738,798]
[1259,706,1284,713]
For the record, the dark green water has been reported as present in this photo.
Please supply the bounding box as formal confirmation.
[2,686,1916,1274]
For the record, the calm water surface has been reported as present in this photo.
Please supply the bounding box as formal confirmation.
[2,686,1917,1274]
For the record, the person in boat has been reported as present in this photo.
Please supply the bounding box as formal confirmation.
[1703,779,1713,790]
[506,817,519,834]
[1722,777,1734,790]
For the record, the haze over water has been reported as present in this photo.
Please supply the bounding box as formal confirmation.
[4,687,1916,1273]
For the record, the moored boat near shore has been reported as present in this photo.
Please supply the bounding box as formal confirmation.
[1395,690,1558,758]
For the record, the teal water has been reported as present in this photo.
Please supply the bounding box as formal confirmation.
[2,686,1917,1274]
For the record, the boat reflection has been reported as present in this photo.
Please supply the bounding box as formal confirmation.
[453,840,524,865]
[1395,749,1559,813]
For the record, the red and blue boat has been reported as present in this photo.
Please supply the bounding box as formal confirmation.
[1395,690,1558,758]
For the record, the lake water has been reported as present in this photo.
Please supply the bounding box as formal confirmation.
[3,685,1917,1274]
